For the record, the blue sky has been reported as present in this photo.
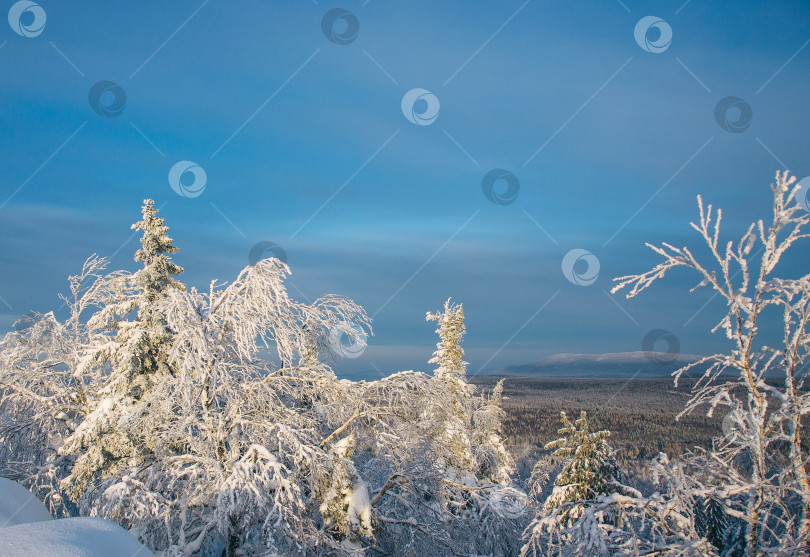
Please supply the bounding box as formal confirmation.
[1,0,809,379]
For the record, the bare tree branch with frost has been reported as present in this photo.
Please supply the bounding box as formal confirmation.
[0,254,126,516]
[613,171,810,555]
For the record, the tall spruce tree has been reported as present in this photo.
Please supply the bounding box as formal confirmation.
[427,298,471,417]
[425,300,514,484]
[427,299,475,473]
[60,200,186,498]
[92,199,185,397]
[125,199,185,389]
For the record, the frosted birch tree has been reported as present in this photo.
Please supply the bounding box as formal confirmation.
[612,170,810,555]
[78,256,379,555]
[1,201,374,554]
[0,254,126,516]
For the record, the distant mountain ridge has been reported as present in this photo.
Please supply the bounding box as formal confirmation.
[490,351,706,378]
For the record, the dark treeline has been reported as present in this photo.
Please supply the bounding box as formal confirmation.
[471,376,724,460]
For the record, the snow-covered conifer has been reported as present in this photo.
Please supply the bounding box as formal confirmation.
[521,449,712,557]
[471,378,514,483]
[427,299,472,415]
[542,411,637,526]
[695,496,728,553]
[97,198,185,395]
[426,299,475,474]
[126,198,185,379]
[59,200,186,500]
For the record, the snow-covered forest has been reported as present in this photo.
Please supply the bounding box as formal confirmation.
[1,171,809,556]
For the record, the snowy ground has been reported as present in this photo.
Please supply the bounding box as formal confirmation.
[0,478,154,557]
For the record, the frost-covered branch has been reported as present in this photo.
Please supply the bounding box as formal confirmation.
[612,171,810,554]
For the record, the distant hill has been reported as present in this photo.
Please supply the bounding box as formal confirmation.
[489,351,707,378]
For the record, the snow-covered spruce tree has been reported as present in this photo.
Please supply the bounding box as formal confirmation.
[376,300,521,553]
[426,299,513,483]
[59,200,186,501]
[521,447,714,556]
[694,495,729,554]
[91,198,185,392]
[520,411,641,556]
[341,300,522,556]
[126,198,185,381]
[542,411,637,527]
[612,171,810,554]
[427,299,470,408]
[426,299,475,473]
